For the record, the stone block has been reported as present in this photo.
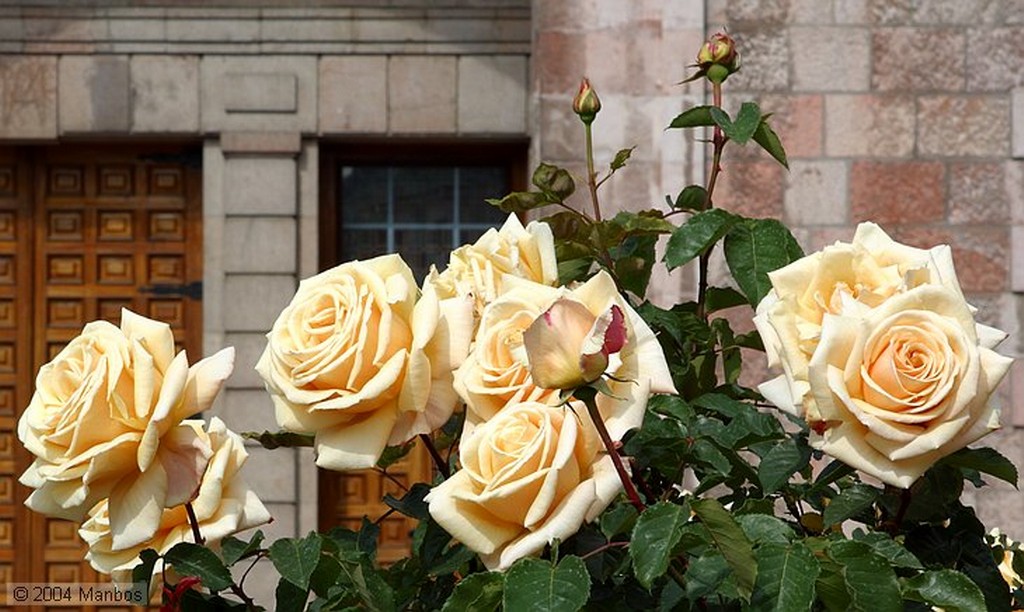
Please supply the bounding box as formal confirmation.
[319,56,387,134]
[1015,360,1024,428]
[784,161,848,225]
[130,55,199,133]
[220,389,279,434]
[825,94,916,157]
[223,274,295,332]
[917,95,1009,157]
[725,0,792,24]
[166,18,259,42]
[1007,160,1024,224]
[725,27,789,92]
[1013,226,1024,292]
[58,55,130,134]
[1014,88,1024,159]
[224,73,296,113]
[201,56,317,133]
[872,28,965,91]
[243,447,297,503]
[0,56,57,139]
[109,16,165,41]
[223,217,297,274]
[388,56,457,133]
[759,94,823,158]
[535,31,587,96]
[221,131,301,154]
[850,161,945,225]
[224,333,272,389]
[457,55,528,134]
[223,157,297,216]
[791,26,870,92]
[715,158,785,219]
[260,502,297,540]
[949,162,1009,225]
[967,27,1024,91]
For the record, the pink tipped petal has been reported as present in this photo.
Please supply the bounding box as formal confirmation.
[523,299,596,389]
[159,422,213,507]
[601,306,626,355]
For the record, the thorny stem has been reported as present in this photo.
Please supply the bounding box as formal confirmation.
[376,467,410,493]
[882,487,913,535]
[419,433,451,480]
[578,391,645,513]
[185,502,204,546]
[580,540,629,560]
[584,122,602,222]
[697,81,726,322]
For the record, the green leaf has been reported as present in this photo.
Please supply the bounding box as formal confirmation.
[664,208,740,270]
[441,572,504,612]
[826,540,901,612]
[270,532,324,591]
[690,498,757,600]
[630,501,690,588]
[823,484,880,526]
[724,218,804,306]
[532,163,575,201]
[275,577,309,612]
[672,184,708,211]
[220,530,264,567]
[241,430,315,450]
[487,191,551,214]
[904,570,987,612]
[383,482,431,521]
[503,556,590,612]
[611,234,658,296]
[668,105,716,129]
[940,446,1018,488]
[729,102,762,144]
[610,147,636,171]
[737,514,797,545]
[377,440,415,469]
[164,542,235,592]
[749,542,820,612]
[710,107,733,134]
[851,532,922,570]
[753,119,789,169]
[600,503,639,539]
[685,553,731,601]
[132,549,160,594]
[336,556,396,612]
[705,286,748,313]
[758,438,811,493]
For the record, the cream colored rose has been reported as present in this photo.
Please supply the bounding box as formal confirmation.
[80,417,271,581]
[454,272,675,440]
[804,286,1011,488]
[430,213,558,318]
[17,310,234,549]
[425,402,620,569]
[256,254,471,470]
[755,223,962,420]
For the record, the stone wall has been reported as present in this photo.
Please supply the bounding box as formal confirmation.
[706,0,1024,527]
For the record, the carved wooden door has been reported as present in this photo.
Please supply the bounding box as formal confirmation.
[6,145,203,603]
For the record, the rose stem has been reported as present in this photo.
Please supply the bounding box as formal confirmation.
[577,389,646,513]
[584,121,602,223]
[185,502,205,546]
[697,80,726,322]
[419,433,451,480]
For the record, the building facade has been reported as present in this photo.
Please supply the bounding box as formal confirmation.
[2,0,1023,603]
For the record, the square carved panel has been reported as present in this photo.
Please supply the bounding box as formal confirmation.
[48,299,84,328]
[0,520,10,547]
[0,344,15,373]
[0,212,15,241]
[0,256,14,284]
[0,299,13,327]
[48,210,83,241]
[97,211,133,241]
[149,211,185,241]
[0,387,13,415]
[47,562,81,583]
[98,298,132,324]
[148,255,184,283]
[48,255,83,284]
[48,166,84,196]
[47,520,80,547]
[48,341,67,360]
[0,476,11,504]
[148,300,184,328]
[0,166,15,197]
[97,255,134,285]
[149,166,183,197]
[0,431,10,459]
[98,165,134,196]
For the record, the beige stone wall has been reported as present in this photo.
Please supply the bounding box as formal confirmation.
[705,0,1024,527]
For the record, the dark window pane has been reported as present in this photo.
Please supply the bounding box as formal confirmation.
[459,227,493,245]
[395,229,450,280]
[340,229,388,262]
[393,167,454,224]
[459,167,508,223]
[341,166,389,224]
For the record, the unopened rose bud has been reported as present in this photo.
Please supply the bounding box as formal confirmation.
[572,78,601,124]
[696,33,740,83]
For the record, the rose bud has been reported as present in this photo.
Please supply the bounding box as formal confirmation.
[522,299,626,390]
[572,78,601,124]
[696,32,740,83]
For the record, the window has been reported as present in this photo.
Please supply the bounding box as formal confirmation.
[322,141,527,279]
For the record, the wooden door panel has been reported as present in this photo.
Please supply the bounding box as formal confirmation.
[6,144,203,602]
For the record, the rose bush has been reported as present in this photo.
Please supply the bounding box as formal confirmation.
[425,402,619,569]
[79,417,271,581]
[17,309,234,549]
